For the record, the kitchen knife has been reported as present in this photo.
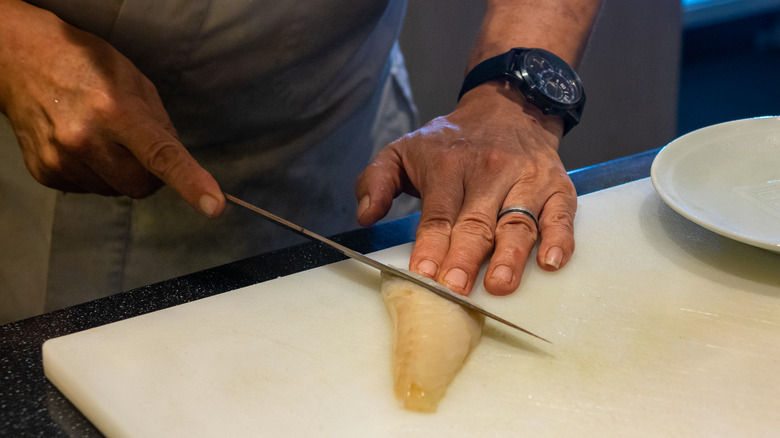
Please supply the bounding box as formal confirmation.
[225,193,550,343]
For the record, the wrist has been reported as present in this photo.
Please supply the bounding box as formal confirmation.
[458,81,566,140]
[458,47,585,136]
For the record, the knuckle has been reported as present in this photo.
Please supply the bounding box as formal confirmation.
[498,215,538,236]
[541,208,575,231]
[452,212,495,245]
[36,146,65,175]
[416,216,453,237]
[86,88,124,120]
[479,148,513,173]
[517,162,543,184]
[547,207,575,223]
[52,123,93,155]
[555,177,577,196]
[143,141,183,177]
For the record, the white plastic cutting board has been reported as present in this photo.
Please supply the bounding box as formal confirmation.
[43,179,780,437]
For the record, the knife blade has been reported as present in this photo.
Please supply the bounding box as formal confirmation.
[224,193,550,343]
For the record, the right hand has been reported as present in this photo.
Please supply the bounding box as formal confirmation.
[0,0,225,216]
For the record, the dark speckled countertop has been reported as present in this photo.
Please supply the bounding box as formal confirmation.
[0,149,658,437]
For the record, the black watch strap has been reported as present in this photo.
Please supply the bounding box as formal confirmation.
[456,48,584,135]
[457,50,518,101]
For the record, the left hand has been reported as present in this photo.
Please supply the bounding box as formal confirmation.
[355,82,577,296]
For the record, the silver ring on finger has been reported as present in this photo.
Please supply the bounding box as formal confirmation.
[497,205,539,229]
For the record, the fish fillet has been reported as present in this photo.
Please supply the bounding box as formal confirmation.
[381,272,484,413]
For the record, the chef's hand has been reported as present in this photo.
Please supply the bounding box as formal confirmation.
[356,82,577,296]
[0,0,225,217]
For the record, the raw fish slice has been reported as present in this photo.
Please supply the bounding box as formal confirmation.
[381,272,484,412]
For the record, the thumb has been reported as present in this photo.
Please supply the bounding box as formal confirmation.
[355,150,408,226]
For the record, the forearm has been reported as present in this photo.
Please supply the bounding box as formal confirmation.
[467,0,602,70]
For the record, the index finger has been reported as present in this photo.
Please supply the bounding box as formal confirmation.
[112,106,225,217]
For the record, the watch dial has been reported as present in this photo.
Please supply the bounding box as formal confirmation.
[523,51,581,105]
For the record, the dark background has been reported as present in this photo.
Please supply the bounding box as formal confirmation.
[678,7,780,136]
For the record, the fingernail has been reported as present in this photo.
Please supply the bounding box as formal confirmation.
[357,195,370,218]
[544,246,564,269]
[199,194,220,217]
[416,259,438,278]
[491,265,513,285]
[443,268,468,291]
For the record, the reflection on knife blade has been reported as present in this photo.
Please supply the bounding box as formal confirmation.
[224,193,550,343]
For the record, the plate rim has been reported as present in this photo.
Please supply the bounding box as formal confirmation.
[650,116,780,253]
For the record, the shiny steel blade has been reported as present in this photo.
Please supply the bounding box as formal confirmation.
[225,193,550,343]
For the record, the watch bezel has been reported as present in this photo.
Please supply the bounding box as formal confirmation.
[507,48,585,114]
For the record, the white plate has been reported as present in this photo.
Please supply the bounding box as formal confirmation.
[651,116,780,253]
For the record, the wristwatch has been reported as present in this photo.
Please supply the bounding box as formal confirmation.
[458,48,586,135]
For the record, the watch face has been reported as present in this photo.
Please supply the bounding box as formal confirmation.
[521,50,582,106]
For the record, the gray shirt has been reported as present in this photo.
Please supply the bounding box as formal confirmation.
[15,0,418,311]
